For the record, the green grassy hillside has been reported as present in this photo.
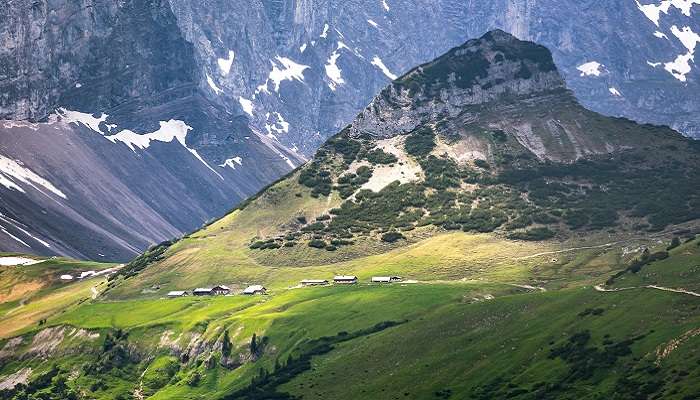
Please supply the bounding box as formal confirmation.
[1,237,698,399]
[0,255,118,338]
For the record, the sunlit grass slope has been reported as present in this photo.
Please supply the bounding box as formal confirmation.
[0,255,116,338]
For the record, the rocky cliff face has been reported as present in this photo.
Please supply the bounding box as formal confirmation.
[3,1,699,143]
[351,30,567,139]
[166,0,700,143]
[0,0,302,260]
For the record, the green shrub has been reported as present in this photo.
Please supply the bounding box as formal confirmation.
[508,227,556,241]
[364,148,398,164]
[474,159,490,169]
[667,237,681,250]
[381,232,405,243]
[298,163,332,197]
[308,239,327,249]
[404,127,436,157]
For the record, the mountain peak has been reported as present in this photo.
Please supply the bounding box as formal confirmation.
[351,30,567,139]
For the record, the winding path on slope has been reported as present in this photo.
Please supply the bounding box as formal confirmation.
[516,241,623,260]
[594,284,700,297]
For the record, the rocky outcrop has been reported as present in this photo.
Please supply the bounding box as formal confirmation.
[351,30,567,139]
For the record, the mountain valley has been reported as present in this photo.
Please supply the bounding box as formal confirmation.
[1,30,699,400]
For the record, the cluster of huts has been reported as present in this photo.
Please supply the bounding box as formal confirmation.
[300,275,403,286]
[167,284,266,298]
[166,275,402,298]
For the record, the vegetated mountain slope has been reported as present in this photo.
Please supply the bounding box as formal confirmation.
[0,254,118,338]
[0,1,302,260]
[99,30,700,299]
[0,237,699,399]
[2,0,700,260]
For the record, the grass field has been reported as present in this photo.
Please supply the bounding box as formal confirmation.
[1,235,699,399]
[0,255,117,338]
[1,206,698,400]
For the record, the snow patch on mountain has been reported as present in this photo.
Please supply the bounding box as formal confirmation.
[320,23,329,38]
[609,87,622,96]
[663,25,700,81]
[55,108,108,133]
[239,97,254,116]
[300,43,307,53]
[367,19,379,28]
[268,57,310,92]
[671,24,700,51]
[577,61,603,76]
[219,156,243,170]
[207,74,223,94]
[371,56,397,80]
[0,214,51,248]
[279,154,296,169]
[107,121,223,179]
[635,0,700,26]
[265,112,290,135]
[382,0,390,11]
[0,256,43,266]
[654,30,669,39]
[0,154,67,199]
[0,226,29,248]
[55,108,224,179]
[217,50,235,76]
[326,46,346,91]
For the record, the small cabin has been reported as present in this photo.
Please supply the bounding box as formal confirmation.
[243,285,266,295]
[301,279,329,286]
[212,285,231,295]
[193,287,213,296]
[333,275,358,284]
[167,290,189,298]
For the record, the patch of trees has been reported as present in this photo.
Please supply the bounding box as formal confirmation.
[222,321,402,400]
[298,162,332,197]
[500,152,700,232]
[111,240,174,281]
[606,248,670,285]
[87,329,134,374]
[508,227,556,241]
[381,231,405,243]
[420,156,461,189]
[0,366,79,400]
[324,135,362,166]
[250,239,282,250]
[548,330,642,383]
[667,237,681,251]
[392,48,490,97]
[362,148,398,165]
[405,127,436,158]
[336,166,373,199]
